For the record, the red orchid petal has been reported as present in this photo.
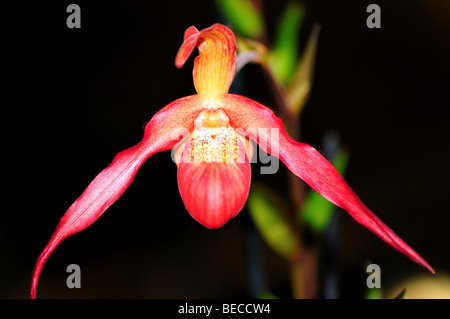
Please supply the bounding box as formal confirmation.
[31,95,204,298]
[221,94,434,273]
[175,26,200,69]
[175,24,237,99]
[177,136,251,229]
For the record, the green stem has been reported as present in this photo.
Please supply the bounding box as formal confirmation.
[290,254,306,299]
[263,62,318,299]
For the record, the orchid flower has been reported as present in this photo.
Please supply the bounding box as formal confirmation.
[31,23,433,298]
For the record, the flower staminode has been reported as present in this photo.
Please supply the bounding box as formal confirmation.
[181,108,252,165]
[31,23,433,299]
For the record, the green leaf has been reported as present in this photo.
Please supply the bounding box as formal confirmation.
[268,2,305,84]
[247,182,297,260]
[393,288,407,299]
[365,287,383,299]
[215,0,264,38]
[287,23,321,115]
[234,36,268,73]
[259,289,279,299]
[301,147,349,233]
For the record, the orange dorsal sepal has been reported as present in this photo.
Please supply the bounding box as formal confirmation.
[175,24,237,99]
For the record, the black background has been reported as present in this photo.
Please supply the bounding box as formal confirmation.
[3,0,449,298]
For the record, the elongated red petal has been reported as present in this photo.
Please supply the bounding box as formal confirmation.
[31,95,204,298]
[222,94,434,273]
[177,137,251,229]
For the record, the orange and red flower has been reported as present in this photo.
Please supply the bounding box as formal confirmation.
[31,24,433,298]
